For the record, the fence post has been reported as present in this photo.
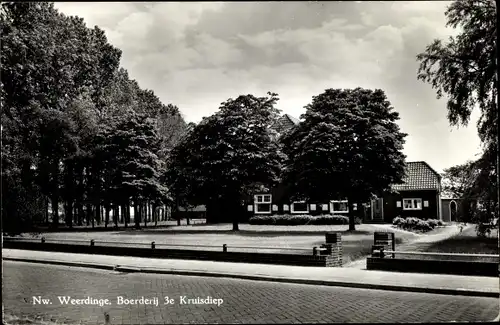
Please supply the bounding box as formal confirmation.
[151,241,155,249]
[90,239,95,247]
[313,246,318,256]
[223,244,227,253]
[325,233,342,267]
[41,237,45,244]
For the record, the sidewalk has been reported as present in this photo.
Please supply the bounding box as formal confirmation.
[3,249,498,298]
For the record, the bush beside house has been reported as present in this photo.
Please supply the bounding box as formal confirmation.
[249,214,362,226]
[392,216,444,233]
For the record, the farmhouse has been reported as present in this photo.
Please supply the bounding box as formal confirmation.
[246,114,444,223]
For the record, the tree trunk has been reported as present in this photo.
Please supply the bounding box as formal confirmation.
[64,161,74,228]
[105,205,110,228]
[347,197,356,231]
[143,202,147,227]
[45,197,49,225]
[93,164,101,226]
[51,191,59,227]
[153,203,158,226]
[119,205,124,223]
[75,164,84,226]
[122,203,127,228]
[134,200,140,229]
[51,160,60,228]
[232,203,239,231]
[85,204,91,226]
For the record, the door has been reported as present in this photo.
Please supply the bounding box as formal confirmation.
[371,198,384,221]
[450,201,457,221]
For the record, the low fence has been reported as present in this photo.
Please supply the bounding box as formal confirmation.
[3,233,344,268]
[368,232,499,277]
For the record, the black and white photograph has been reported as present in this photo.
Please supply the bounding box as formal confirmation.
[1,1,499,324]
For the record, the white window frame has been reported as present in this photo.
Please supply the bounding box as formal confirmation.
[330,200,349,214]
[321,204,329,211]
[283,204,290,211]
[291,201,309,214]
[310,204,316,211]
[403,198,422,211]
[254,194,272,214]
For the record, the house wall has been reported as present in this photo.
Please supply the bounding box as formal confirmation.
[383,190,439,222]
[441,199,468,223]
[246,184,350,218]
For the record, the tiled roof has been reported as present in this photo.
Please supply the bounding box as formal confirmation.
[271,114,300,134]
[392,161,441,191]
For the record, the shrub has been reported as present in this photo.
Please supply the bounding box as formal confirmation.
[312,214,349,225]
[248,214,349,225]
[392,216,439,233]
[248,215,276,225]
[392,216,405,226]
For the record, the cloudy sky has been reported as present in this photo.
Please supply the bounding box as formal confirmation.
[55,1,483,172]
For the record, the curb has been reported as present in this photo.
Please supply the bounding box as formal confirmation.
[4,257,499,299]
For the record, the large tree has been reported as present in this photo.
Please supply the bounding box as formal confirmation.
[416,0,498,232]
[167,93,284,230]
[281,88,407,231]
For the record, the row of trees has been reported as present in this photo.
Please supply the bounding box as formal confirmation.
[168,89,408,231]
[1,3,187,233]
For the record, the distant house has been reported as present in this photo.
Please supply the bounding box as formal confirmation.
[173,205,207,220]
[375,161,442,223]
[246,114,444,223]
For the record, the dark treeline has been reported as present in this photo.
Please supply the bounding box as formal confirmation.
[1,3,187,233]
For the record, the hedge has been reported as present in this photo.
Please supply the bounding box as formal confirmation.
[392,216,444,233]
[249,214,351,225]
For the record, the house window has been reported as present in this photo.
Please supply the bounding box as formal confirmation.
[423,201,429,207]
[396,201,402,208]
[330,200,349,213]
[291,201,309,214]
[403,198,422,210]
[272,204,278,211]
[322,204,328,211]
[283,204,289,211]
[310,204,316,211]
[254,194,272,214]
[247,205,253,212]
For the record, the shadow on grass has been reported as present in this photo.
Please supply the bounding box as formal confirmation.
[425,235,498,255]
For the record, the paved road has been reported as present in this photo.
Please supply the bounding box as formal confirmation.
[3,261,498,324]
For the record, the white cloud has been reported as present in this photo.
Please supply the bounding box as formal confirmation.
[54,1,481,171]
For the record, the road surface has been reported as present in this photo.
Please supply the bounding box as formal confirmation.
[3,261,498,324]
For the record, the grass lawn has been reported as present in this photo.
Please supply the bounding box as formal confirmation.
[15,223,425,265]
[395,226,498,262]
